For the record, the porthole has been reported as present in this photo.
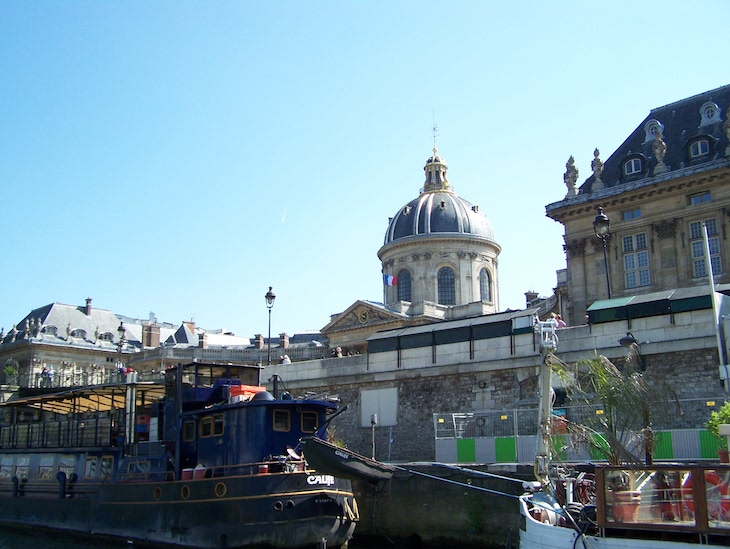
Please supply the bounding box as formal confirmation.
[153,486,162,500]
[214,482,227,497]
[181,485,190,500]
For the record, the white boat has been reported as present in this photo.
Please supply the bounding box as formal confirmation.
[519,464,730,548]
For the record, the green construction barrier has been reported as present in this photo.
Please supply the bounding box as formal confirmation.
[495,436,517,462]
[456,438,476,463]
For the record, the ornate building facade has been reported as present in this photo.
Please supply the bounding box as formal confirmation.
[547,84,730,326]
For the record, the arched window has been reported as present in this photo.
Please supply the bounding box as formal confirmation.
[437,267,456,305]
[479,268,491,302]
[397,270,412,302]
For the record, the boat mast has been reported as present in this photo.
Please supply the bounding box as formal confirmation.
[534,318,558,485]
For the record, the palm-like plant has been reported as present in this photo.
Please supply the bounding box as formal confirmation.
[551,344,679,466]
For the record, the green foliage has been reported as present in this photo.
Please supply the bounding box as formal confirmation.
[705,401,730,445]
[3,364,17,376]
[550,346,679,466]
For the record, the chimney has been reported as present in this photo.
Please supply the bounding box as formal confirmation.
[254,334,264,349]
[525,291,539,307]
[198,332,208,349]
[143,324,161,348]
[85,298,92,316]
[279,332,289,349]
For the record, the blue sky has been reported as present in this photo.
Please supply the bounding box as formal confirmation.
[1,1,728,339]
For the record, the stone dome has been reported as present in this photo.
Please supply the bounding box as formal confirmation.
[383,148,496,245]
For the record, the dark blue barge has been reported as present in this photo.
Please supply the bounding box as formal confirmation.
[0,362,357,548]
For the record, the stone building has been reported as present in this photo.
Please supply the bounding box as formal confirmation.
[0,299,328,393]
[323,148,501,351]
[547,84,730,326]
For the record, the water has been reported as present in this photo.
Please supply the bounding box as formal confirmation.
[0,529,404,549]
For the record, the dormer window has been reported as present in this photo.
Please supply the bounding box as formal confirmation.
[699,101,721,127]
[624,158,642,176]
[42,326,58,336]
[70,329,87,339]
[643,119,664,143]
[690,139,710,158]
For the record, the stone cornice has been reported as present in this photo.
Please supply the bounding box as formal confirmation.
[546,162,730,224]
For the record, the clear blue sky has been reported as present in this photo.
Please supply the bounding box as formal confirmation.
[1,1,728,339]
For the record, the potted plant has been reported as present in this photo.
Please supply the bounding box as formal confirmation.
[705,401,730,463]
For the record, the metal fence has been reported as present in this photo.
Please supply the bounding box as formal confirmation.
[434,398,727,439]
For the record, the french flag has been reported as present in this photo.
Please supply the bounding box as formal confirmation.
[383,274,397,286]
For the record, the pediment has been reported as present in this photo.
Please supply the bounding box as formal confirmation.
[322,301,406,334]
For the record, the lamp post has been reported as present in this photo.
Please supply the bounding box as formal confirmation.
[117,322,126,381]
[593,206,612,299]
[265,287,276,367]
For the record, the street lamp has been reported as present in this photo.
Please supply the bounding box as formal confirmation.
[117,322,126,378]
[265,287,276,367]
[593,206,612,299]
[619,332,646,371]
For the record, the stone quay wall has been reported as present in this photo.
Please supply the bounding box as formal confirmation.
[270,306,729,463]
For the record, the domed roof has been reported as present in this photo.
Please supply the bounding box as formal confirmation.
[383,149,496,245]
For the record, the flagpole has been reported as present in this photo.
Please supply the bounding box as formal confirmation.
[703,222,729,392]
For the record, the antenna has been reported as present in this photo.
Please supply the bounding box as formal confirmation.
[431,109,439,150]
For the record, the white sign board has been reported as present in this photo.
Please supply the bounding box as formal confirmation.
[360,387,398,427]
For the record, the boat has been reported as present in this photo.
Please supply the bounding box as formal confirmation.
[300,436,395,482]
[0,361,358,548]
[519,321,730,548]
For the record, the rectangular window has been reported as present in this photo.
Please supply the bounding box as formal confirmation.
[623,232,650,289]
[15,455,30,479]
[183,420,196,442]
[38,455,55,480]
[0,456,13,479]
[689,192,712,205]
[690,140,709,158]
[622,208,641,221]
[273,410,290,432]
[200,417,213,438]
[84,456,98,479]
[624,158,642,175]
[301,411,318,433]
[690,219,722,277]
[213,414,224,436]
[100,456,114,479]
[58,455,75,478]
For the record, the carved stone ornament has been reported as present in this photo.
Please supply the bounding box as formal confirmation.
[458,251,466,259]
[411,253,421,261]
[653,132,668,175]
[424,251,432,260]
[591,148,604,190]
[340,307,393,330]
[564,156,579,197]
[653,219,677,239]
[724,110,730,157]
[564,238,586,257]
[591,236,610,252]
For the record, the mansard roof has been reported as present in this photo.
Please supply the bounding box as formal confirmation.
[549,83,730,210]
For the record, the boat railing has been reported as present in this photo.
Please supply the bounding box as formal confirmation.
[178,458,307,481]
